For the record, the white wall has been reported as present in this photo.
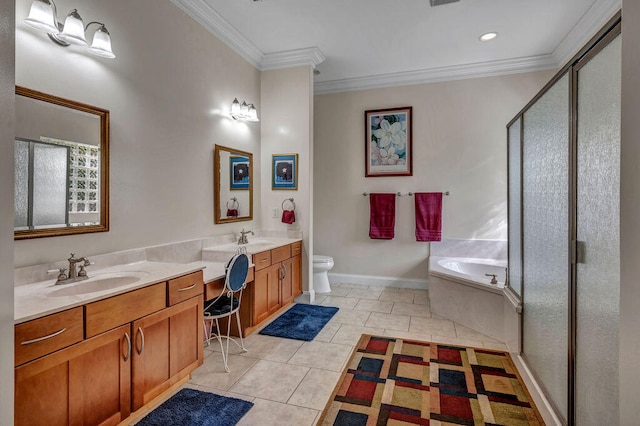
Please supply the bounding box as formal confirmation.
[14,0,261,267]
[313,71,553,279]
[260,66,314,291]
[620,2,640,423]
[0,0,14,422]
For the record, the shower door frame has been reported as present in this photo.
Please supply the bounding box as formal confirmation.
[506,13,621,426]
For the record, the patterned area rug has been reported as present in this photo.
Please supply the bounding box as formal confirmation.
[319,334,544,425]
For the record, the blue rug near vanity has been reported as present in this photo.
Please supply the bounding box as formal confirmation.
[259,303,339,341]
[137,388,253,426]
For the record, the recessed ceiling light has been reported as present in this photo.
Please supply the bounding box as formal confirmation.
[479,32,498,42]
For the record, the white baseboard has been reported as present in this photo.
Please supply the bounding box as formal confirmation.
[328,273,428,290]
[512,354,563,426]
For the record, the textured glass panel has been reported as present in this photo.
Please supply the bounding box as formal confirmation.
[575,35,620,425]
[508,118,522,296]
[33,144,68,227]
[14,140,30,228]
[522,73,569,421]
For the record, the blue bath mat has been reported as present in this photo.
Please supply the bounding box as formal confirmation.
[259,303,339,341]
[137,388,253,426]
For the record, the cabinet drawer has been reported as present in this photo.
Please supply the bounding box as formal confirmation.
[271,245,291,264]
[253,250,271,271]
[85,283,166,338]
[291,241,302,257]
[168,271,204,306]
[15,307,84,366]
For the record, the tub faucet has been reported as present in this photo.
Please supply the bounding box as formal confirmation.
[54,253,91,285]
[238,229,254,245]
[485,273,498,285]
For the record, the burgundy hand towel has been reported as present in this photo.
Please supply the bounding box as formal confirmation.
[226,209,238,217]
[282,209,296,224]
[414,192,442,242]
[369,193,396,239]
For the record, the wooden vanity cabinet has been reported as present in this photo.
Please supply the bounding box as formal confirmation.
[15,324,132,426]
[252,241,303,329]
[14,270,204,425]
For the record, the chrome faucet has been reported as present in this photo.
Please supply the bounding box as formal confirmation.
[238,229,254,245]
[54,253,91,285]
[485,273,498,285]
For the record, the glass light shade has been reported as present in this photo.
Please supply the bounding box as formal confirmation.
[230,98,241,118]
[57,9,87,46]
[247,104,259,122]
[23,0,58,34]
[240,101,249,118]
[88,25,115,58]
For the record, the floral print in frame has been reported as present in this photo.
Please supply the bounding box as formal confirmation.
[365,106,412,177]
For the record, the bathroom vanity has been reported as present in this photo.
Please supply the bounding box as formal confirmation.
[13,233,303,424]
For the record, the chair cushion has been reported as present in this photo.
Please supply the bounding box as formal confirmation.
[204,295,239,317]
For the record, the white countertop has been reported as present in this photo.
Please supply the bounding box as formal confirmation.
[14,260,227,324]
[14,236,302,324]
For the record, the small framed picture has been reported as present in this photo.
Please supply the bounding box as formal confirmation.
[272,154,298,190]
[230,155,250,190]
[365,106,413,177]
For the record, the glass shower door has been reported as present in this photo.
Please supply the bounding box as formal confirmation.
[574,34,621,425]
[522,73,570,421]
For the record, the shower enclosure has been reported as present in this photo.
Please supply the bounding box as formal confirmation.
[507,15,620,426]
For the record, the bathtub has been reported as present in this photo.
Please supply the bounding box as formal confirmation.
[429,257,508,292]
[428,256,518,346]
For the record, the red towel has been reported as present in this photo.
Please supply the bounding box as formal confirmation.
[369,193,396,239]
[414,192,442,242]
[226,209,238,217]
[282,209,296,224]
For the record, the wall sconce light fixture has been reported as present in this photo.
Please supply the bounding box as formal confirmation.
[24,0,116,59]
[230,98,259,122]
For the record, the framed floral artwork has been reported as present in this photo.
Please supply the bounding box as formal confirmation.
[230,155,250,190]
[272,153,298,190]
[365,106,412,177]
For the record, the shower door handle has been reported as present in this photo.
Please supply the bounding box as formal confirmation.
[573,240,586,264]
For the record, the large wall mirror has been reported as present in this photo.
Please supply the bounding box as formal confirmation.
[15,86,109,240]
[214,144,253,224]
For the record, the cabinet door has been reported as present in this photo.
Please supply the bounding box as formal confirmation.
[281,258,294,306]
[170,295,204,377]
[254,264,281,324]
[132,297,204,411]
[132,308,171,411]
[267,264,281,316]
[292,253,302,298]
[15,324,132,426]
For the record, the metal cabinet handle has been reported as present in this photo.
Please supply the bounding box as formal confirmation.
[20,328,66,345]
[123,332,131,362]
[136,327,145,355]
[282,264,287,279]
[178,283,197,292]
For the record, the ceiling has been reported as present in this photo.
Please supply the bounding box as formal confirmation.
[171,0,620,94]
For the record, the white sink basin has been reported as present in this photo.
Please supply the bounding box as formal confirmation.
[48,272,149,297]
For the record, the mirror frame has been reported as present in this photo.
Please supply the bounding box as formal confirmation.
[214,144,253,224]
[15,86,110,240]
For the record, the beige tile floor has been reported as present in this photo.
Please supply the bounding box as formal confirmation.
[186,283,507,425]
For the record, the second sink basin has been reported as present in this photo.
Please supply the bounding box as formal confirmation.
[48,272,149,297]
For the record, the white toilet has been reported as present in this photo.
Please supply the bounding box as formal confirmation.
[313,255,334,294]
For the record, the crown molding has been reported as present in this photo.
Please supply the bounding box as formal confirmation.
[314,55,558,95]
[552,0,621,66]
[171,0,264,68]
[173,0,621,94]
[261,47,326,71]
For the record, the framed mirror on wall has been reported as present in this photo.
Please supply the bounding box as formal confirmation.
[14,86,109,240]
[214,144,253,224]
